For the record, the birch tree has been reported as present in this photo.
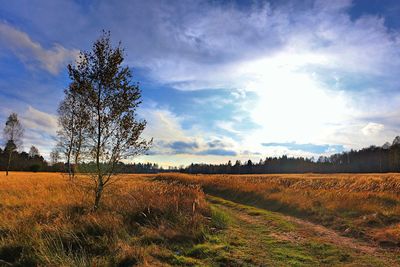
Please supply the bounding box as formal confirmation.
[3,113,23,176]
[57,82,88,179]
[62,31,151,209]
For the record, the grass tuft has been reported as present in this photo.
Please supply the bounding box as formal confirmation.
[210,206,231,230]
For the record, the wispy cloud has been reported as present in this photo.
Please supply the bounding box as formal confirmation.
[0,22,78,74]
[20,106,58,136]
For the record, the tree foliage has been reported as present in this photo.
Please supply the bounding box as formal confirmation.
[57,82,89,179]
[59,31,152,209]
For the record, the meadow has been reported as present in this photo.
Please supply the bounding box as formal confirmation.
[1,172,400,266]
[0,173,213,266]
[156,173,400,248]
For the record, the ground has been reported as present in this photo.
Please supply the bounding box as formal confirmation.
[200,196,399,266]
[0,172,399,266]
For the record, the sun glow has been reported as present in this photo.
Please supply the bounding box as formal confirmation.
[234,52,354,155]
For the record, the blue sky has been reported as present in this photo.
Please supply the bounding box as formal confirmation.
[1,0,400,166]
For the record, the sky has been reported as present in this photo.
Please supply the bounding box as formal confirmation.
[1,0,400,167]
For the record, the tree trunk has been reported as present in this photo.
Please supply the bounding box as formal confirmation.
[73,129,83,178]
[6,151,11,176]
[93,177,103,211]
[66,133,73,180]
[94,85,102,210]
[67,157,72,180]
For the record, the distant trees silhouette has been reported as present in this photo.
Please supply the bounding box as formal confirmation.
[3,135,400,174]
[0,142,48,173]
[184,136,400,174]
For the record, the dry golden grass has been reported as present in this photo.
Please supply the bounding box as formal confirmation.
[156,173,400,247]
[2,172,399,266]
[0,172,210,266]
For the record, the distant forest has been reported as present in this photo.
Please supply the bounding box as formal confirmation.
[0,148,160,173]
[2,136,400,174]
[186,137,400,174]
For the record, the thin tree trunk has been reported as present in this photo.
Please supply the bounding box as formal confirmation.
[67,96,76,180]
[94,86,102,211]
[73,128,83,177]
[6,151,11,176]
[66,146,72,180]
[94,179,103,210]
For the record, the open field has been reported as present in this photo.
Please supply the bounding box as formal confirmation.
[1,172,400,266]
[0,172,211,266]
[156,173,400,248]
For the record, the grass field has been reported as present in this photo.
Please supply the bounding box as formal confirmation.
[1,172,400,266]
[0,172,212,266]
[156,173,400,247]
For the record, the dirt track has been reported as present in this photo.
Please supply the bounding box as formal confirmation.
[208,194,400,266]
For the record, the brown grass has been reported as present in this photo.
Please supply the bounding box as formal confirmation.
[155,173,400,247]
[0,172,210,266]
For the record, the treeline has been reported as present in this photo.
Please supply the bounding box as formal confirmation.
[184,137,400,174]
[0,147,163,173]
[0,149,166,174]
[78,162,162,173]
[0,146,50,172]
[4,136,400,174]
[3,134,400,174]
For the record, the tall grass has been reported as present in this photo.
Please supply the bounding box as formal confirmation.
[0,172,210,266]
[156,173,400,248]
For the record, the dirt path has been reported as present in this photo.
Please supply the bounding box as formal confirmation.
[279,213,378,254]
[208,195,400,266]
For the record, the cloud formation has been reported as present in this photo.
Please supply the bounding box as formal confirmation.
[111,0,400,156]
[361,122,385,136]
[0,22,78,74]
[2,0,400,165]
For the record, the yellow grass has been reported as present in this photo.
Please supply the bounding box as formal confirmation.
[0,172,209,266]
[2,172,399,265]
[156,173,400,246]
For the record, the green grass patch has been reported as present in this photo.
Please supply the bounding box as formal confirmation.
[186,243,226,259]
[208,195,296,232]
[206,195,392,267]
[210,206,231,230]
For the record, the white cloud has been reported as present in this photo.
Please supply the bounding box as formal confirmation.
[139,107,188,143]
[18,106,58,157]
[215,121,242,135]
[20,106,58,136]
[362,122,384,136]
[0,22,78,74]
